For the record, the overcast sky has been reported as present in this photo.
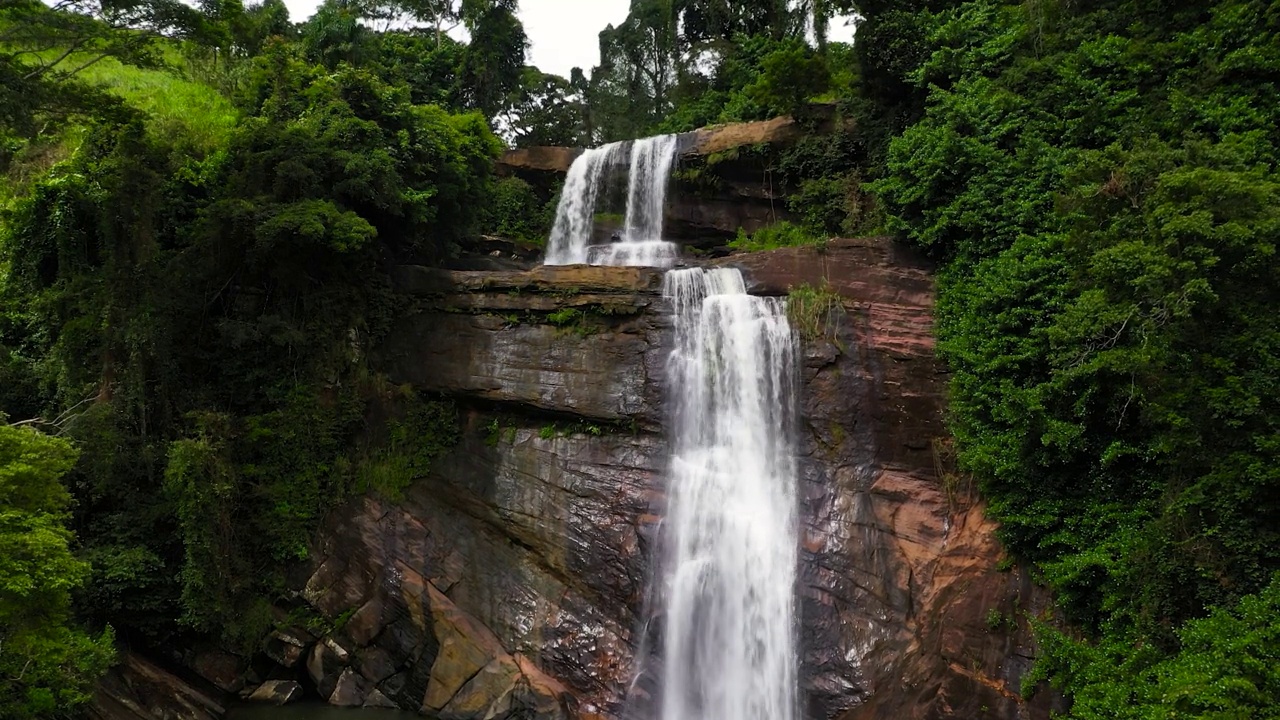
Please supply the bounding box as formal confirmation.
[278,0,857,78]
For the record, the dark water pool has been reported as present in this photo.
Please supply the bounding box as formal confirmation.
[226,704,421,720]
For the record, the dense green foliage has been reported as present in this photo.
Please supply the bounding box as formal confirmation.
[727,220,825,252]
[861,0,1280,714]
[480,176,557,244]
[0,0,506,682]
[0,421,115,719]
[572,0,852,140]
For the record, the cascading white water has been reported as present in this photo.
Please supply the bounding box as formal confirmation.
[587,240,681,268]
[544,135,680,267]
[624,135,680,243]
[542,141,800,719]
[545,142,627,265]
[657,267,799,720]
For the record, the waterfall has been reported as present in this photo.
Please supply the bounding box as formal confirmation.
[587,240,681,268]
[544,135,680,267]
[541,137,801,720]
[657,267,799,720]
[624,135,680,243]
[545,142,627,265]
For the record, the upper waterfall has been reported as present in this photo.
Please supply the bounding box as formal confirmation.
[544,135,681,267]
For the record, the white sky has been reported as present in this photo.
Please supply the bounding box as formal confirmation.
[279,0,857,78]
[277,0,632,77]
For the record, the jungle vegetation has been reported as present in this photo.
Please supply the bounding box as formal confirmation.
[1,0,1277,717]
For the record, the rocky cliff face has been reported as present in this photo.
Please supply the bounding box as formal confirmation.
[160,240,1055,719]
[720,241,1057,720]
[497,112,842,244]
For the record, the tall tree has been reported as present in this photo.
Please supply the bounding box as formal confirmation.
[500,68,586,147]
[0,420,115,719]
[458,0,527,119]
[589,0,680,140]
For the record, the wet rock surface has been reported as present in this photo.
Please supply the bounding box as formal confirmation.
[247,680,304,705]
[167,244,1054,719]
[296,415,663,716]
[379,266,669,426]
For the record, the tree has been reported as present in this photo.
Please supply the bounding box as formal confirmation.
[457,0,527,119]
[301,0,378,68]
[745,39,831,117]
[500,68,586,147]
[588,0,681,141]
[867,0,1280,713]
[0,419,115,720]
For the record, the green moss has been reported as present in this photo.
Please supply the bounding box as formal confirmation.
[353,394,459,501]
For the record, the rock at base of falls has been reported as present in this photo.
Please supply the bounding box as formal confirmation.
[247,680,304,706]
[90,653,226,720]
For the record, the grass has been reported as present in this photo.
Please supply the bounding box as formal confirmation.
[2,45,238,205]
[787,282,843,342]
[65,52,238,154]
[728,221,827,253]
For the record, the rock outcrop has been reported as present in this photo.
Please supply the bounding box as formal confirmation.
[496,111,843,242]
[90,653,226,720]
[169,241,1052,719]
[379,265,668,426]
[496,112,835,176]
[719,240,1054,719]
[497,146,584,175]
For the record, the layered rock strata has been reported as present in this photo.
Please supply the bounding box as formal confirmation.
[89,653,225,720]
[166,243,1053,719]
[496,111,838,176]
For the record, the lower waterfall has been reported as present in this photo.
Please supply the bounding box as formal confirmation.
[656,267,799,720]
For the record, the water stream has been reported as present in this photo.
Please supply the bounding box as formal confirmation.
[658,268,799,720]
[545,135,800,720]
[623,135,680,245]
[544,136,681,267]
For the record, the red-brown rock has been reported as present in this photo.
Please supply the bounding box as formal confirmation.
[302,241,1058,720]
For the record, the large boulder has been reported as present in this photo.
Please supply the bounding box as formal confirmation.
[246,680,303,706]
[263,628,313,669]
[307,636,354,700]
[187,648,246,694]
[90,653,226,720]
